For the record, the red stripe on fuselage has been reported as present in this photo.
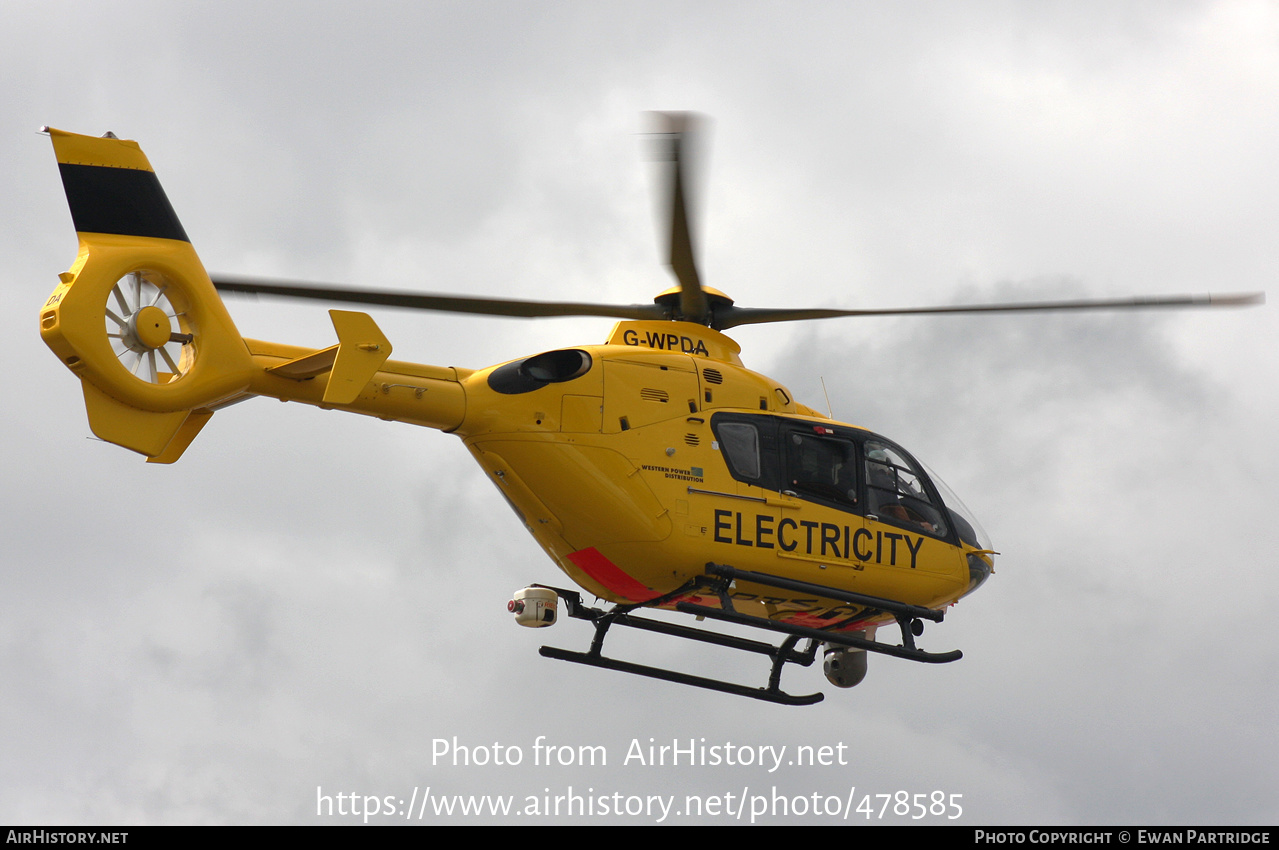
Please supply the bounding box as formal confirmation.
[567,548,657,602]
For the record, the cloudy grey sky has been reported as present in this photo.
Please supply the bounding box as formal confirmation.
[2,0,1276,825]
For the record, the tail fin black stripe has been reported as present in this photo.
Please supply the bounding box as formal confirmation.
[58,163,189,242]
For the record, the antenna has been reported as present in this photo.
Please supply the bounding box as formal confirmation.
[820,377,833,418]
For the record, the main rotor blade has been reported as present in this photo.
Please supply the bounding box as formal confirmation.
[211,276,667,322]
[651,111,708,324]
[713,292,1265,330]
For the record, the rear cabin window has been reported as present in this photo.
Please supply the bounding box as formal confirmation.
[716,421,760,480]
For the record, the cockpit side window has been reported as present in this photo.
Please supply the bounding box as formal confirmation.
[864,440,948,537]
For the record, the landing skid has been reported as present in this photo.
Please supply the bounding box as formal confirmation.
[536,562,962,705]
[541,626,823,706]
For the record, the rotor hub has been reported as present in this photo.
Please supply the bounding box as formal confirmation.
[653,285,734,323]
[125,305,174,352]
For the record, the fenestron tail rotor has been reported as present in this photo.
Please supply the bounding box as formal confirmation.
[105,270,194,384]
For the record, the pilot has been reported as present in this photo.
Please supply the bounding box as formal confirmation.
[866,446,935,532]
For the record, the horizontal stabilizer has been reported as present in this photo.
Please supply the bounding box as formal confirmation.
[265,346,339,380]
[261,310,392,405]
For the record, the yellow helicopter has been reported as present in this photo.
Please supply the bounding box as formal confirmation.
[38,117,1262,705]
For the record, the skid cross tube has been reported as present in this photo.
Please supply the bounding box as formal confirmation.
[536,585,825,706]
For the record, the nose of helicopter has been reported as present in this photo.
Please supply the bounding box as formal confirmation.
[919,462,995,597]
[965,551,993,596]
